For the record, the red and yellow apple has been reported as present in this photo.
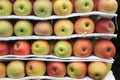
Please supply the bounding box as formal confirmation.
[88,62,109,80]
[73,38,93,58]
[94,39,116,59]
[95,18,115,34]
[0,61,6,78]
[12,40,31,56]
[74,17,95,34]
[67,62,87,78]
[26,60,46,76]
[47,62,66,77]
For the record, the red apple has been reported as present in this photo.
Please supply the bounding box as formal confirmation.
[0,42,9,56]
[47,62,66,77]
[98,0,118,14]
[93,0,100,11]
[67,62,87,78]
[94,39,116,59]
[12,40,30,56]
[34,21,53,36]
[74,17,95,34]
[95,18,115,34]
[73,38,93,58]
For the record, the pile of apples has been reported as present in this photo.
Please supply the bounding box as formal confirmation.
[0,0,118,17]
[0,17,115,37]
[0,39,116,59]
[0,0,118,80]
[0,60,112,80]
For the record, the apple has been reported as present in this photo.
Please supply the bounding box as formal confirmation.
[13,0,32,16]
[88,62,109,80]
[94,39,116,59]
[106,63,112,73]
[34,21,53,36]
[7,60,25,78]
[0,61,6,78]
[93,0,100,11]
[14,20,33,36]
[74,0,94,13]
[0,0,12,16]
[47,62,66,77]
[12,40,31,56]
[74,17,95,34]
[53,0,73,16]
[53,40,72,58]
[73,38,93,58]
[31,40,50,56]
[0,42,10,56]
[95,18,115,34]
[98,0,118,14]
[67,62,87,78]
[26,60,46,76]
[0,20,13,37]
[33,0,52,17]
[54,19,74,36]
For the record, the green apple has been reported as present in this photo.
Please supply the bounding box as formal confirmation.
[75,0,94,13]
[7,60,25,78]
[54,19,74,36]
[0,0,12,16]
[53,0,73,16]
[14,20,33,36]
[53,40,72,58]
[33,0,52,17]
[34,21,53,36]
[26,60,46,76]
[31,40,50,56]
[13,0,32,16]
[0,20,13,37]
[67,62,87,79]
[0,61,6,78]
[88,62,109,80]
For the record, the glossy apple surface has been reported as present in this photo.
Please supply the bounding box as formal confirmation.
[12,41,31,56]
[54,19,74,36]
[73,38,93,57]
[26,60,46,76]
[74,17,95,34]
[67,62,87,78]
[53,0,73,16]
[31,40,50,56]
[13,0,32,16]
[14,20,33,36]
[54,40,72,58]
[94,39,116,59]
[47,62,66,77]
[95,18,115,34]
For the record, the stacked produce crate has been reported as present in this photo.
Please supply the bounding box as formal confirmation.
[0,0,118,80]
